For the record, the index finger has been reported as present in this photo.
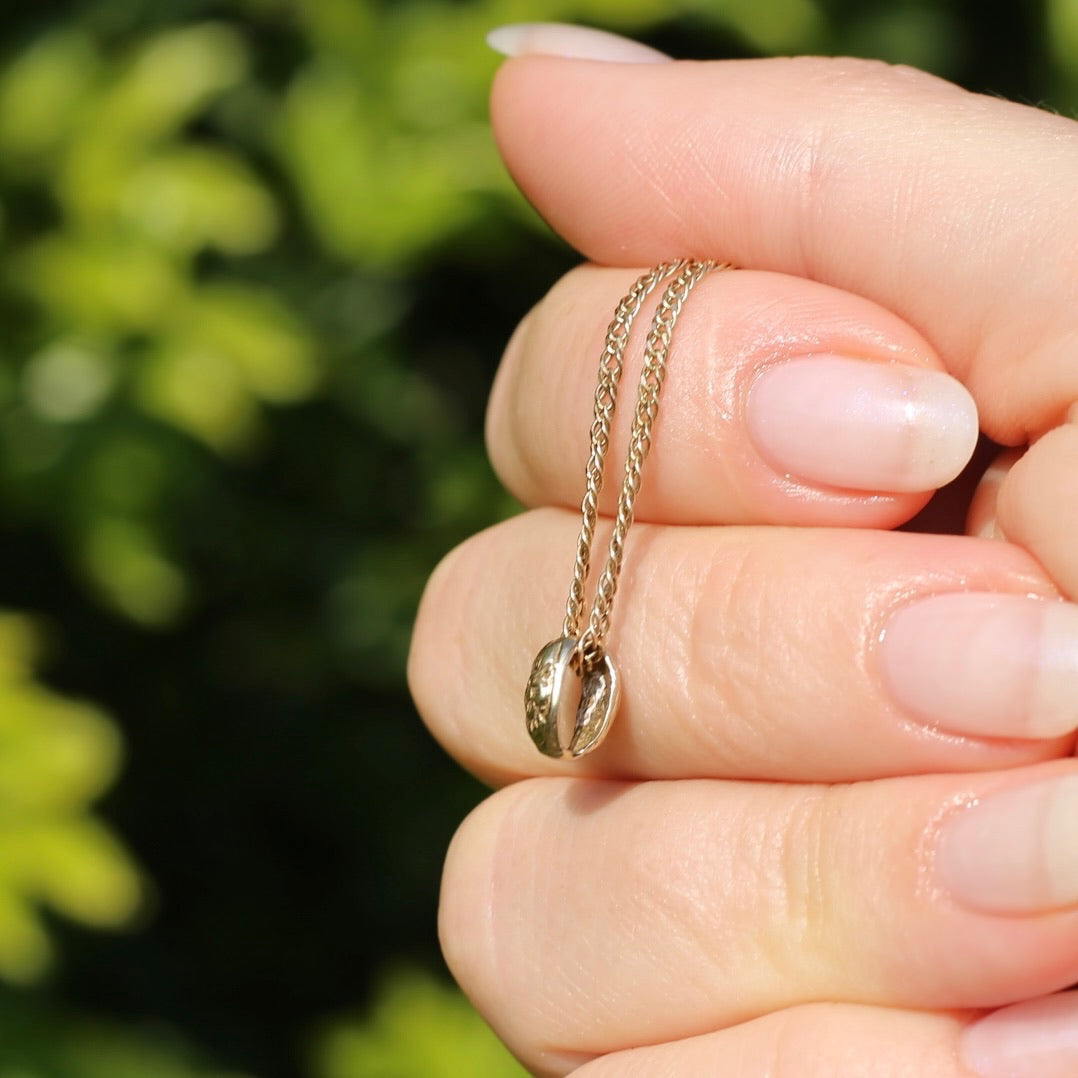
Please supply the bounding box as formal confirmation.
[491,52,1078,444]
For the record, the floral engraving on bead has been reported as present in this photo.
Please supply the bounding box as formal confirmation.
[525,638,620,759]
[525,638,573,758]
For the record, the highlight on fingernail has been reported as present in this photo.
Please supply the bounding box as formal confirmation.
[879,593,1078,740]
[938,774,1078,914]
[486,23,670,63]
[962,991,1078,1078]
[745,355,978,493]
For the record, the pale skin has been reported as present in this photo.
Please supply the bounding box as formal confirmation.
[409,24,1078,1077]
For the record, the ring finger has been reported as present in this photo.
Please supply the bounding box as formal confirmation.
[440,767,1078,1074]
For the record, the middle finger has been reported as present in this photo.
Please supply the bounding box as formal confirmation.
[410,509,1078,784]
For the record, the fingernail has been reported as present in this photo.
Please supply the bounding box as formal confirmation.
[486,23,670,63]
[962,992,1078,1077]
[967,451,1018,540]
[745,356,978,492]
[880,593,1078,739]
[939,774,1078,914]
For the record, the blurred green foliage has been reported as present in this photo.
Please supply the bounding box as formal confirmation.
[312,967,526,1078]
[0,1,1066,1076]
[0,20,317,624]
[0,615,139,984]
[0,996,250,1078]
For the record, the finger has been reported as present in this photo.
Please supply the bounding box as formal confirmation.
[570,995,1078,1078]
[409,509,1076,785]
[490,51,1078,445]
[966,446,1021,539]
[439,768,1078,1070]
[488,264,978,528]
[996,422,1078,600]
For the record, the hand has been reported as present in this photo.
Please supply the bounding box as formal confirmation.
[411,25,1078,1076]
[487,24,1078,592]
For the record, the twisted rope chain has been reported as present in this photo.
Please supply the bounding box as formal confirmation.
[565,259,726,672]
[561,259,685,642]
[524,258,730,760]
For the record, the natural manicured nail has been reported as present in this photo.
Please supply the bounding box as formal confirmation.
[968,453,1016,539]
[745,355,978,492]
[939,775,1078,914]
[962,992,1078,1078]
[880,593,1078,739]
[486,23,670,63]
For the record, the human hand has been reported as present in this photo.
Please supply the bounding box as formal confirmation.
[411,25,1078,1076]
[486,24,1078,589]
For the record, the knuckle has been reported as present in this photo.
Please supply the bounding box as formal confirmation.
[686,536,788,765]
[750,788,850,986]
[613,785,849,1001]
[774,792,836,950]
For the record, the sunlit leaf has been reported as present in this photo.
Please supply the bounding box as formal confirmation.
[0,889,51,984]
[0,686,121,812]
[94,23,247,144]
[22,339,117,422]
[0,819,141,926]
[185,284,320,403]
[0,29,99,169]
[137,338,261,452]
[120,147,279,255]
[80,516,188,625]
[312,967,527,1078]
[0,615,142,981]
[17,235,183,334]
[1048,0,1078,76]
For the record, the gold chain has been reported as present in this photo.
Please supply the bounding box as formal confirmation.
[561,259,686,643]
[525,259,730,759]
[571,259,721,668]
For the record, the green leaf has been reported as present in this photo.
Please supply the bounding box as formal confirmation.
[312,968,528,1078]
[119,147,279,256]
[0,617,142,981]
[0,29,100,170]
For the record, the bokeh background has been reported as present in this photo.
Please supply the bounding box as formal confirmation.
[0,1,1074,1075]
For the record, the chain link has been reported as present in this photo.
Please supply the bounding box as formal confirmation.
[561,260,686,641]
[526,258,732,759]
[566,259,729,671]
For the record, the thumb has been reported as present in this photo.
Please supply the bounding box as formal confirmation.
[489,29,1078,446]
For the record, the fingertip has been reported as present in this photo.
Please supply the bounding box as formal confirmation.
[997,424,1078,599]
